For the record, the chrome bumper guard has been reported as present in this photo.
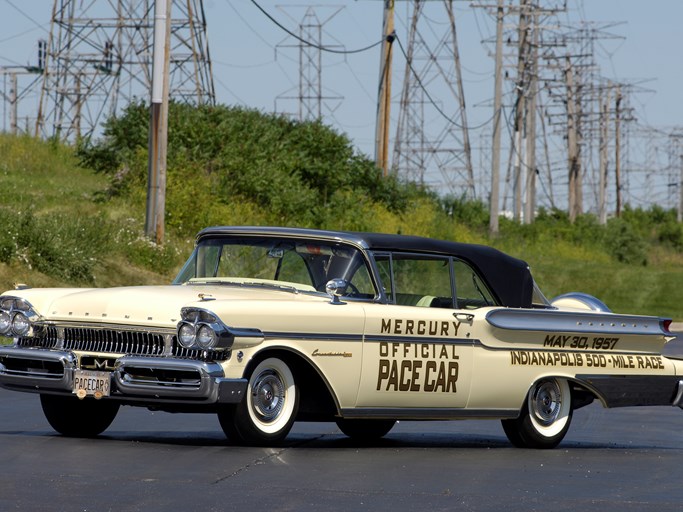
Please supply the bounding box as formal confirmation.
[0,346,246,404]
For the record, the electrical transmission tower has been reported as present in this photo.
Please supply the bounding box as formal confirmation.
[0,40,46,135]
[275,6,344,122]
[392,0,474,196]
[35,0,215,143]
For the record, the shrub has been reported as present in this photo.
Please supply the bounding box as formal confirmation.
[79,102,416,231]
[604,218,648,265]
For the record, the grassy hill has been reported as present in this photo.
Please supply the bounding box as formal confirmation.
[1,109,682,320]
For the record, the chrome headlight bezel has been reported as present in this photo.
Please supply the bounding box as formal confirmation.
[0,310,11,335]
[177,322,197,348]
[11,312,31,336]
[0,296,40,338]
[196,324,217,349]
[176,307,233,351]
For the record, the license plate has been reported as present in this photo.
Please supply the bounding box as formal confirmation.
[73,370,111,399]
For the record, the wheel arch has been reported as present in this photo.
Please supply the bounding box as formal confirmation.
[242,346,341,420]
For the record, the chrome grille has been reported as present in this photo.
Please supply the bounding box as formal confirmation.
[63,327,165,355]
[17,326,59,349]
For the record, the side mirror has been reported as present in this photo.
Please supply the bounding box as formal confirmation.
[325,278,348,305]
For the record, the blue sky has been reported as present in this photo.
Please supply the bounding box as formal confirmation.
[0,1,681,211]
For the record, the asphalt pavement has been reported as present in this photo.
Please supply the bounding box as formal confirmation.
[2,387,683,512]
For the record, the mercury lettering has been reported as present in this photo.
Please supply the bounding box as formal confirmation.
[380,318,462,337]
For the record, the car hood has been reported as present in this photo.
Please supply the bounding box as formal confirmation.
[7,285,325,328]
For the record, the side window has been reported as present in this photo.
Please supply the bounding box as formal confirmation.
[453,259,496,309]
[377,253,454,308]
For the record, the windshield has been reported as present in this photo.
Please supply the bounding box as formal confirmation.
[173,236,377,298]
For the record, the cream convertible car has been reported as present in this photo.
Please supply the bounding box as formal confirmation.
[0,226,681,448]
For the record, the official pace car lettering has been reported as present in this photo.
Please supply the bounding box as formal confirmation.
[380,318,462,337]
[376,342,459,392]
[510,350,665,370]
[543,334,620,350]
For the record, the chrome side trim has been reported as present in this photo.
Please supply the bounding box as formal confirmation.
[486,309,667,336]
[264,332,361,342]
[364,335,480,346]
[340,407,519,420]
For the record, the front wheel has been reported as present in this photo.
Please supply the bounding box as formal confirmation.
[40,394,120,437]
[218,357,299,446]
[501,378,572,449]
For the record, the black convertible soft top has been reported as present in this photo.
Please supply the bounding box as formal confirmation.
[198,226,535,308]
[355,231,533,309]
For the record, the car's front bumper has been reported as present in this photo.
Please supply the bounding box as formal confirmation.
[0,346,246,405]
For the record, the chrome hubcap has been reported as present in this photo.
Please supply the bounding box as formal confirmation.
[531,379,562,426]
[251,370,285,423]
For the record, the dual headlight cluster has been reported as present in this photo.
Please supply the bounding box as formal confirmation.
[176,307,233,351]
[0,296,38,337]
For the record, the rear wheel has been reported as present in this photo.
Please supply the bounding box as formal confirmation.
[336,418,396,441]
[501,378,572,449]
[218,357,299,446]
[40,394,120,437]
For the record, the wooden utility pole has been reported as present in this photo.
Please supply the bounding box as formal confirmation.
[375,0,394,176]
[565,57,581,222]
[145,0,171,244]
[523,8,538,224]
[513,0,529,222]
[679,154,683,223]
[598,87,610,225]
[614,86,622,217]
[489,0,504,235]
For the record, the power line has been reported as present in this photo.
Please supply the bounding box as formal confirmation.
[394,33,494,131]
[249,0,384,55]
[2,0,48,34]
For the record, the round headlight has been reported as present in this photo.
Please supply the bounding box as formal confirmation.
[0,310,10,334]
[11,312,30,336]
[196,325,216,349]
[178,323,196,348]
